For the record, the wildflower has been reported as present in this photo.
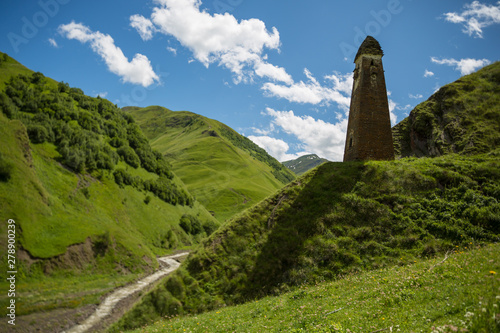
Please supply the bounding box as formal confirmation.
[490,271,497,274]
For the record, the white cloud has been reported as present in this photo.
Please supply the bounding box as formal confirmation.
[262,108,347,161]
[254,59,293,85]
[409,93,423,99]
[431,56,491,75]
[248,135,306,162]
[141,0,287,84]
[252,123,275,136]
[262,69,352,108]
[130,14,155,41]
[96,92,108,98]
[58,22,159,87]
[167,46,177,55]
[388,99,398,126]
[48,38,58,47]
[424,69,434,78]
[443,1,500,38]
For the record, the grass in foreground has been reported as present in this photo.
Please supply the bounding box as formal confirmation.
[128,243,500,333]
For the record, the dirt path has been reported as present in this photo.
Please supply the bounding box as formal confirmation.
[63,252,188,333]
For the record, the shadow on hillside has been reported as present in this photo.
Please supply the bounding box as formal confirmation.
[242,161,365,299]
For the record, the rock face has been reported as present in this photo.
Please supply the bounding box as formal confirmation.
[392,61,500,158]
[343,36,395,161]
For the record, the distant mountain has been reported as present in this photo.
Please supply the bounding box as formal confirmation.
[283,154,328,175]
[393,61,500,157]
[124,106,295,222]
[0,52,218,321]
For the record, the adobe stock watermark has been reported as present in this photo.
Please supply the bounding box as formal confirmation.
[339,0,411,61]
[118,65,170,106]
[7,0,71,54]
[213,0,243,13]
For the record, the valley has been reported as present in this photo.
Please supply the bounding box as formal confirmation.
[0,52,499,333]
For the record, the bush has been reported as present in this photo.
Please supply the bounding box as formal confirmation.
[179,215,192,234]
[202,220,219,236]
[27,124,50,143]
[117,145,141,168]
[0,92,18,118]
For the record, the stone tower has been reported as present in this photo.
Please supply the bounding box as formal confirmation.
[343,36,395,162]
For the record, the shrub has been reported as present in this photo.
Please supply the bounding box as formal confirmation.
[179,215,192,234]
[202,220,219,236]
[27,124,50,143]
[117,145,141,168]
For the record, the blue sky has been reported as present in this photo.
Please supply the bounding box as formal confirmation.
[1,0,499,161]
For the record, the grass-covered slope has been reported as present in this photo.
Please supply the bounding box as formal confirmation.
[0,52,218,316]
[393,61,500,157]
[124,105,295,222]
[113,154,500,330]
[129,243,500,333]
[283,154,329,175]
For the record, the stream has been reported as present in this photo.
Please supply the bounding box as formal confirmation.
[63,252,188,333]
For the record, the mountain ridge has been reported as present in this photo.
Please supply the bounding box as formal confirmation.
[283,154,329,175]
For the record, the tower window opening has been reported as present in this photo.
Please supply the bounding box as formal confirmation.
[349,138,353,148]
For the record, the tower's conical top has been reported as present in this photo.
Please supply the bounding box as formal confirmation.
[354,36,384,63]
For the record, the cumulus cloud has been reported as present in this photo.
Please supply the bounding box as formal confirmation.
[409,93,423,99]
[254,60,293,85]
[424,69,434,78]
[130,14,156,41]
[132,0,289,84]
[58,22,159,87]
[260,108,348,161]
[129,0,357,104]
[248,135,306,162]
[262,69,352,108]
[431,56,491,75]
[443,1,500,38]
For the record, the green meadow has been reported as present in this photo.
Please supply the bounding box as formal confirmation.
[128,243,500,332]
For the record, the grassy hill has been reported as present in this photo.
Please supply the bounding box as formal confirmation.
[393,61,500,157]
[124,106,295,222]
[283,154,329,175]
[112,153,500,331]
[0,52,218,318]
[128,243,500,332]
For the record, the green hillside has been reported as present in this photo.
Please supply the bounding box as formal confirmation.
[393,61,500,157]
[113,154,500,331]
[0,52,218,317]
[125,106,295,222]
[283,154,329,175]
[129,243,500,332]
